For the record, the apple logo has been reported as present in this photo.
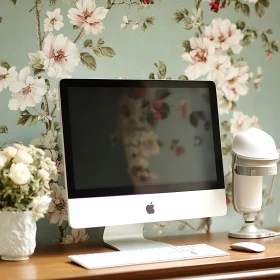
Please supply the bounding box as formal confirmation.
[146,202,155,214]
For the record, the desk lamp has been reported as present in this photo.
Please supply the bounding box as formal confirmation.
[229,128,279,238]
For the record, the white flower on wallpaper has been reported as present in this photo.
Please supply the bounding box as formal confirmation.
[182,37,216,80]
[120,15,129,29]
[62,228,89,244]
[230,111,259,137]
[47,183,68,226]
[0,66,17,92]
[206,55,231,82]
[42,33,80,78]
[217,90,233,115]
[244,0,258,3]
[220,65,249,102]
[8,67,47,111]
[204,19,243,55]
[68,0,109,35]
[140,131,160,158]
[44,8,64,32]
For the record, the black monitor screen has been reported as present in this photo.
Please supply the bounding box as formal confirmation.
[60,80,224,198]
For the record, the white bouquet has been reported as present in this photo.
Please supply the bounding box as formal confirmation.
[0,143,57,221]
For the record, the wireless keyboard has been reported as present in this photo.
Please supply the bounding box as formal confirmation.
[68,243,229,269]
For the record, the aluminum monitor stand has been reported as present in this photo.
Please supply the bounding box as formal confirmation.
[103,223,172,251]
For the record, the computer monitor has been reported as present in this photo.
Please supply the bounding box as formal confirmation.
[59,79,226,251]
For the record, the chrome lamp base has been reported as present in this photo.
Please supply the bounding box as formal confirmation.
[229,222,276,239]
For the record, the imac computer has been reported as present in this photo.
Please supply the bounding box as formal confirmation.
[59,79,227,251]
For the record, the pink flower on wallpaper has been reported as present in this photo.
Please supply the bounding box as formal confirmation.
[182,37,216,80]
[42,33,80,78]
[266,51,273,60]
[62,228,89,244]
[152,100,163,110]
[177,100,191,119]
[204,18,243,54]
[209,0,225,13]
[8,67,47,111]
[0,66,17,93]
[219,65,249,102]
[68,0,109,35]
[206,55,231,82]
[44,8,64,32]
[175,146,185,156]
[47,183,68,226]
[154,111,163,120]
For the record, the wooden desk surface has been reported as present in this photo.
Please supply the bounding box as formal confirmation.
[1,232,280,280]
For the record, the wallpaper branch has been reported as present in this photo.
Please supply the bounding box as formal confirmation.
[0,0,279,244]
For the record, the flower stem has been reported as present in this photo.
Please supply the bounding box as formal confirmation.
[35,0,43,51]
[195,0,202,9]
[73,29,85,44]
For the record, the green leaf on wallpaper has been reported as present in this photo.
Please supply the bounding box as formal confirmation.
[0,59,11,70]
[146,16,154,27]
[45,79,50,92]
[159,103,170,120]
[259,0,270,7]
[236,20,245,30]
[178,75,188,80]
[183,18,193,30]
[142,22,147,31]
[261,33,268,47]
[80,52,96,70]
[155,89,170,100]
[10,0,17,5]
[234,1,242,12]
[33,63,44,70]
[149,73,155,79]
[196,111,206,121]
[92,47,102,57]
[49,0,57,5]
[0,17,2,24]
[220,120,230,131]
[255,2,265,18]
[266,29,273,34]
[17,111,38,127]
[154,61,166,78]
[241,4,250,16]
[271,41,279,52]
[73,25,80,30]
[0,125,8,134]
[189,112,198,127]
[242,35,252,46]
[173,9,188,23]
[34,69,45,77]
[146,112,158,128]
[182,40,191,52]
[97,38,105,46]
[83,39,92,48]
[101,47,115,57]
[53,121,60,132]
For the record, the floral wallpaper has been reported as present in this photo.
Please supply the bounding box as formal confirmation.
[0,0,280,245]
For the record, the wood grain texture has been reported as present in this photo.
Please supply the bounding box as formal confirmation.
[1,231,280,280]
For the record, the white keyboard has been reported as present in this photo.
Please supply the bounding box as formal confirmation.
[68,243,229,269]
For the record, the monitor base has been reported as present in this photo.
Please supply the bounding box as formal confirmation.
[229,222,276,239]
[103,223,172,251]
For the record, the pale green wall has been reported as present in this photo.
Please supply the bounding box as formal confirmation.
[1,0,280,245]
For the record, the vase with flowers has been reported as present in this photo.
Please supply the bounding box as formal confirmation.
[0,143,57,261]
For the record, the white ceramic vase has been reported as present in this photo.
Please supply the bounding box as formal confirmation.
[0,211,36,261]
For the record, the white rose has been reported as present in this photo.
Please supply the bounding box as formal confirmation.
[8,163,32,185]
[29,195,52,221]
[13,150,34,165]
[3,146,17,159]
[38,169,50,181]
[0,153,7,168]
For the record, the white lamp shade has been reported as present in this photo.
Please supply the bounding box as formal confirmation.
[232,128,279,160]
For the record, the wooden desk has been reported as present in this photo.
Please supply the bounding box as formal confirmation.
[1,232,280,280]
